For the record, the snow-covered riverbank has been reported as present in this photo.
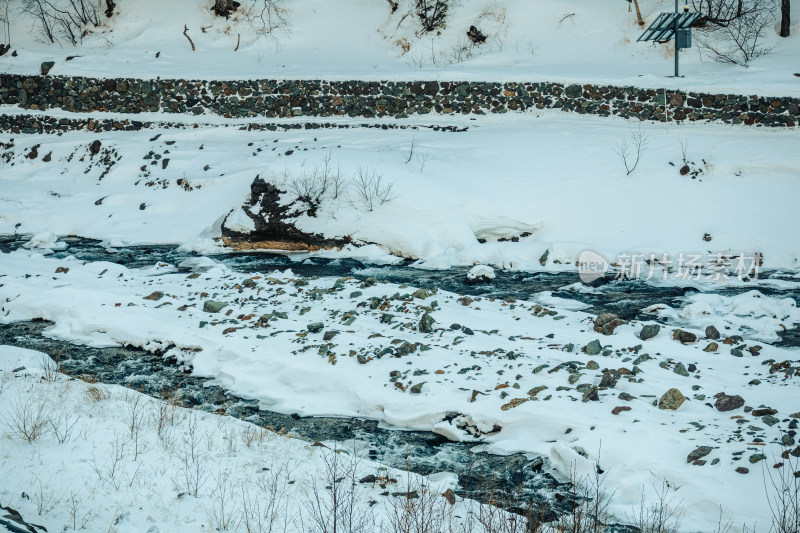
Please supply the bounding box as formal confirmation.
[2,247,799,531]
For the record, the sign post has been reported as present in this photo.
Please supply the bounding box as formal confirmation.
[637,5,700,77]
[674,1,679,76]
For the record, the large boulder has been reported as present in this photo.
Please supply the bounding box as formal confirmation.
[222,176,349,251]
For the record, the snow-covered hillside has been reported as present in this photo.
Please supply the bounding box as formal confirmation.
[0,0,798,95]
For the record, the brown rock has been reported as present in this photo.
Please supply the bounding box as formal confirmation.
[594,313,625,335]
[611,406,631,415]
[658,388,686,410]
[673,329,697,344]
[714,393,745,412]
[442,489,456,505]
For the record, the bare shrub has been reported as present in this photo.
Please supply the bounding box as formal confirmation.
[303,447,375,533]
[239,0,289,40]
[241,423,270,450]
[416,0,449,32]
[0,0,11,54]
[5,392,50,443]
[175,412,208,497]
[553,460,614,533]
[693,0,777,65]
[615,126,649,176]
[405,139,416,164]
[91,433,126,490]
[763,446,800,533]
[32,477,60,515]
[350,167,397,212]
[285,154,346,214]
[241,461,292,533]
[449,38,476,63]
[49,407,80,444]
[125,391,146,460]
[208,470,242,531]
[40,351,60,382]
[385,479,455,533]
[66,492,93,530]
[22,0,103,46]
[627,481,683,533]
[690,0,774,26]
[152,389,178,441]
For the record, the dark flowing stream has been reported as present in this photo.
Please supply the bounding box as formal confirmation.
[2,235,799,526]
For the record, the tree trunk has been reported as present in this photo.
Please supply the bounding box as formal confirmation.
[632,0,645,26]
[780,0,791,37]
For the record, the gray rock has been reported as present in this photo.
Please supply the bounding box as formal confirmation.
[673,362,690,377]
[705,325,720,340]
[583,340,602,356]
[752,408,777,417]
[749,453,767,464]
[203,300,226,313]
[40,61,55,75]
[599,370,620,388]
[762,415,780,426]
[419,313,435,333]
[687,446,713,463]
[307,322,324,333]
[582,385,599,402]
[640,324,660,340]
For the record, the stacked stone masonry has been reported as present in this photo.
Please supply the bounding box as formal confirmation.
[0,74,797,128]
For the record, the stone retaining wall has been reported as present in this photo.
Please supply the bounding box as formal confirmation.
[0,113,468,135]
[0,73,797,127]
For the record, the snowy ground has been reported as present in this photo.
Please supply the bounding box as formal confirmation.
[0,0,799,96]
[1,247,799,531]
[1,344,511,533]
[1,113,799,272]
